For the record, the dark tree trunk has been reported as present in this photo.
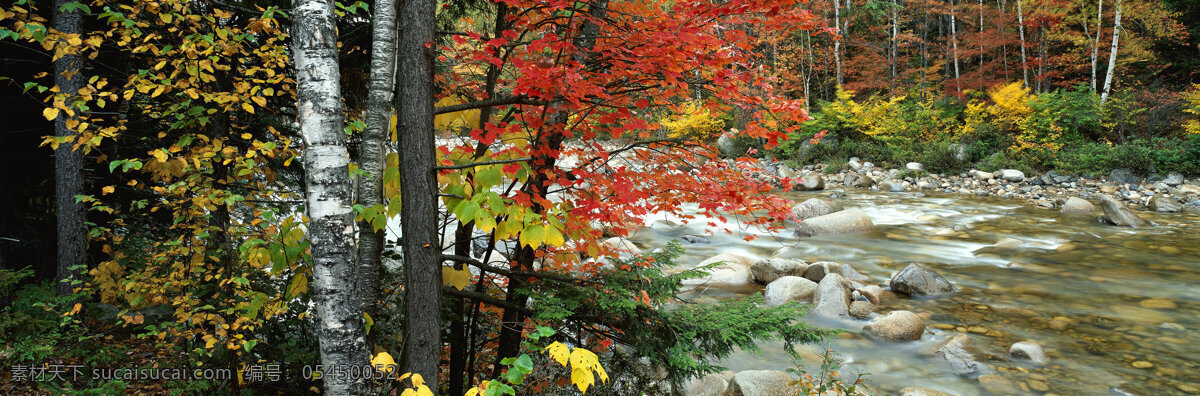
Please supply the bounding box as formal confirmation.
[53,0,87,295]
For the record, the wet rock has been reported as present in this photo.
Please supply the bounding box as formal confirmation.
[863,310,925,341]
[1001,169,1025,182]
[977,171,994,181]
[839,264,869,282]
[802,261,840,283]
[681,253,754,288]
[1009,341,1048,364]
[684,372,732,396]
[1110,168,1139,185]
[885,181,906,192]
[681,234,711,244]
[1060,197,1096,213]
[1179,184,1200,195]
[1098,194,1148,228]
[994,238,1024,249]
[811,273,852,318]
[977,374,1016,394]
[790,198,844,220]
[750,258,808,284]
[725,370,793,396]
[918,181,937,190]
[1138,298,1176,309]
[794,209,876,237]
[763,276,818,307]
[898,387,955,396]
[849,301,876,319]
[1164,173,1185,187]
[907,162,925,171]
[844,174,876,188]
[1147,195,1182,212]
[935,334,985,375]
[856,285,884,304]
[889,263,955,296]
[792,174,825,191]
[602,237,642,254]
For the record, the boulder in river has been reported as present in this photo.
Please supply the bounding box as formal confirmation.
[1148,194,1182,213]
[794,209,876,237]
[1009,341,1048,364]
[993,238,1024,249]
[750,258,808,284]
[889,263,955,296]
[681,253,754,288]
[725,370,793,396]
[1098,194,1148,228]
[844,174,876,188]
[934,334,985,375]
[801,261,839,283]
[811,273,852,318]
[1060,196,1096,213]
[1000,169,1025,182]
[790,198,843,220]
[792,174,825,191]
[856,285,884,304]
[684,372,733,396]
[763,276,818,307]
[849,301,876,319]
[863,310,925,341]
[885,181,906,192]
[898,387,955,396]
[1164,172,1184,186]
[1110,168,1139,185]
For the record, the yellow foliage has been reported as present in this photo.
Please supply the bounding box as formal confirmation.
[434,95,482,131]
[1184,84,1200,135]
[543,341,609,394]
[658,101,725,141]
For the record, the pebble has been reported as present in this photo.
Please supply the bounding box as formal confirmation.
[1029,380,1050,392]
[1132,361,1154,369]
[1138,298,1177,309]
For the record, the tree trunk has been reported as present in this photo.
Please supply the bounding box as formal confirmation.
[53,0,87,296]
[1091,0,1104,92]
[949,0,962,94]
[290,0,371,394]
[891,0,898,92]
[397,0,442,383]
[1016,0,1028,89]
[1100,0,1121,104]
[356,0,399,316]
[979,0,984,73]
[834,0,842,87]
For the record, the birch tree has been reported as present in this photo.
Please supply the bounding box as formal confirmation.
[53,0,86,296]
[834,0,842,87]
[949,0,962,94]
[1016,0,1029,88]
[1100,0,1121,104]
[290,0,371,393]
[1089,0,1104,91]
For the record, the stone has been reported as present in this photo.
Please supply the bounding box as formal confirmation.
[1009,341,1048,364]
[898,387,955,396]
[750,258,808,284]
[725,370,793,396]
[681,234,711,244]
[602,237,642,254]
[1060,197,1096,213]
[717,133,739,157]
[763,276,819,307]
[1148,195,1182,212]
[793,174,825,191]
[1179,184,1200,195]
[681,253,754,288]
[1131,361,1153,369]
[977,171,994,181]
[849,301,876,319]
[885,181,906,192]
[978,375,1016,394]
[889,263,955,296]
[1029,380,1050,392]
[684,372,733,396]
[839,264,869,282]
[907,162,925,171]
[856,285,884,304]
[994,238,1024,249]
[1098,194,1148,228]
[790,198,844,220]
[863,310,925,341]
[802,261,840,283]
[844,174,876,188]
[1139,298,1176,309]
[1001,169,1026,182]
[794,209,876,237]
[1110,168,1139,185]
[935,334,985,375]
[811,273,852,318]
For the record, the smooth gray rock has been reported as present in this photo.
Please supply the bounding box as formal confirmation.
[1000,169,1025,182]
[863,310,925,341]
[889,263,955,296]
[856,285,884,304]
[907,162,925,171]
[681,253,754,288]
[1009,341,1048,364]
[934,334,985,375]
[1110,168,1139,185]
[750,258,808,284]
[898,386,956,396]
[802,261,840,283]
[1098,194,1148,228]
[794,209,876,237]
[1164,172,1185,186]
[725,370,793,396]
[792,174,825,191]
[849,301,876,319]
[839,263,869,282]
[790,198,843,220]
[811,273,852,318]
[1060,197,1096,213]
[844,174,876,188]
[763,276,819,307]
[1148,195,1182,212]
[885,181,906,192]
[685,372,733,396]
[681,234,711,244]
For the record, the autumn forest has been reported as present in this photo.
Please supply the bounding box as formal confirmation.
[1,0,1199,394]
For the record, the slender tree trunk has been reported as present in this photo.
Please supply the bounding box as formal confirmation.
[999,0,1010,81]
[949,0,962,94]
[978,0,984,74]
[1016,0,1029,88]
[53,0,87,296]
[290,0,371,394]
[1090,0,1104,91]
[1100,0,1121,104]
[356,0,399,316]
[891,0,899,92]
[834,0,842,87]
[921,0,929,99]
[397,0,443,383]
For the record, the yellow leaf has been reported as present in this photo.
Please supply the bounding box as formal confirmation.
[571,367,596,394]
[410,373,426,387]
[544,342,570,367]
[43,107,59,121]
[101,186,115,194]
[151,149,168,163]
[252,96,267,107]
[442,266,471,291]
[241,133,253,140]
[241,102,255,114]
[371,352,396,373]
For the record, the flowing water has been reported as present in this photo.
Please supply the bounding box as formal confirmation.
[627,188,1200,395]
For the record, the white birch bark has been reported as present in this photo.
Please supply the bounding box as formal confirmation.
[834,0,842,87]
[356,0,398,313]
[1017,0,1029,88]
[949,0,962,94]
[1100,0,1121,104]
[1091,0,1104,91]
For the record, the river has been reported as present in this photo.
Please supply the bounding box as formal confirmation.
[627,188,1200,395]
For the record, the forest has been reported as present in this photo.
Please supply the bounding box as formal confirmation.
[1,0,1198,394]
